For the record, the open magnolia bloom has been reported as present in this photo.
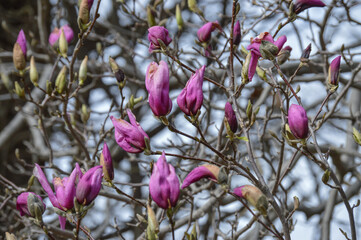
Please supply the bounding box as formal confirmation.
[33,164,82,229]
[111,109,149,153]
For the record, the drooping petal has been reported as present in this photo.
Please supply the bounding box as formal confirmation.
[181,165,218,189]
[248,51,260,82]
[33,164,60,209]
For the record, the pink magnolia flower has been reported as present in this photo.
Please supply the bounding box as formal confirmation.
[76,166,103,205]
[148,26,172,53]
[111,109,149,153]
[145,61,172,116]
[16,192,46,217]
[197,21,222,43]
[225,102,237,133]
[293,0,325,14]
[181,164,221,189]
[33,163,82,229]
[100,142,114,181]
[177,66,205,116]
[149,152,180,209]
[288,104,308,139]
[49,25,74,46]
[246,32,287,82]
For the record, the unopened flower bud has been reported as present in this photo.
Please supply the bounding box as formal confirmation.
[49,25,74,47]
[277,46,292,65]
[233,20,241,46]
[181,164,222,188]
[14,81,25,99]
[79,55,88,86]
[59,29,68,58]
[147,6,156,27]
[176,4,183,31]
[76,166,103,205]
[81,104,90,123]
[29,56,39,87]
[259,40,279,60]
[16,192,46,218]
[197,21,222,43]
[46,80,53,95]
[27,192,45,222]
[300,43,311,63]
[177,65,205,116]
[327,56,341,93]
[225,102,237,133]
[78,0,94,30]
[109,57,119,72]
[149,152,180,209]
[233,185,268,215]
[55,66,67,94]
[288,104,308,139]
[146,61,172,116]
[146,205,159,239]
[100,142,114,181]
[13,30,27,71]
[242,51,252,84]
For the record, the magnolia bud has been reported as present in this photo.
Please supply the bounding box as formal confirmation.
[46,80,53,95]
[300,43,312,63]
[146,205,159,240]
[13,30,27,71]
[147,6,156,27]
[233,185,268,215]
[59,29,68,58]
[57,30,69,57]
[277,46,292,65]
[79,55,88,86]
[27,192,45,222]
[55,66,67,94]
[14,81,25,99]
[327,56,341,93]
[176,4,183,30]
[259,40,279,60]
[29,56,39,87]
[81,104,90,123]
[242,51,252,84]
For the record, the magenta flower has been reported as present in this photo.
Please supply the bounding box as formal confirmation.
[100,142,114,181]
[232,185,268,215]
[246,32,287,81]
[233,20,241,46]
[197,21,222,43]
[111,109,149,153]
[33,163,82,229]
[288,104,308,139]
[13,29,27,70]
[225,102,237,133]
[148,26,172,53]
[181,165,220,189]
[328,56,341,86]
[16,29,27,58]
[16,192,45,217]
[177,66,205,116]
[293,0,325,14]
[145,61,172,116]
[149,151,180,209]
[49,25,74,46]
[76,166,103,205]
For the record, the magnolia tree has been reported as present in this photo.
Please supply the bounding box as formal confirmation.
[1,0,361,239]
